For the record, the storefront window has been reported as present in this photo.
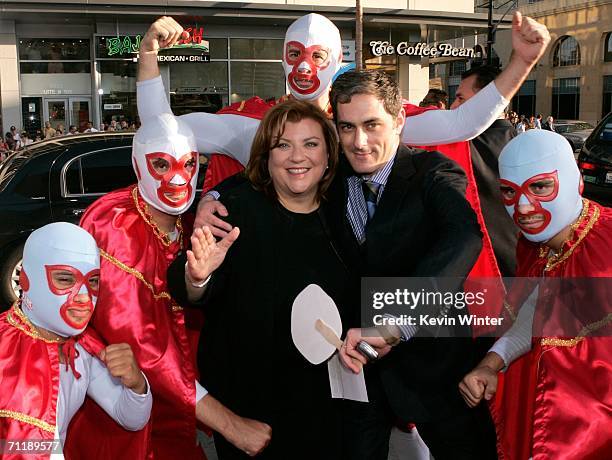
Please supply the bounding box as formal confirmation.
[363,28,398,77]
[19,38,92,133]
[20,62,90,75]
[230,39,283,60]
[449,61,467,77]
[230,62,285,102]
[19,38,90,61]
[170,61,229,114]
[99,60,138,126]
[208,38,229,60]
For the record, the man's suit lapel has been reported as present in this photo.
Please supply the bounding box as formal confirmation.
[326,157,363,260]
[365,145,416,240]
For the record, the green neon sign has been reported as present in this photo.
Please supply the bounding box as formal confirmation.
[106,35,142,56]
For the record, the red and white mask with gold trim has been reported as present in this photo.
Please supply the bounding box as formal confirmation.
[499,130,583,243]
[20,223,100,337]
[283,14,342,101]
[132,114,199,215]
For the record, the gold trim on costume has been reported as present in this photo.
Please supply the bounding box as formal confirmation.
[0,409,56,433]
[6,303,62,344]
[100,249,172,300]
[538,200,599,272]
[503,301,517,322]
[131,187,183,248]
[541,313,612,347]
[238,100,246,112]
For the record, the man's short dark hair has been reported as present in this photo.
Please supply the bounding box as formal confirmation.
[420,88,448,107]
[460,65,501,91]
[330,70,402,121]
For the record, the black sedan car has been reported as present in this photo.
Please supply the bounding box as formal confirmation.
[555,120,595,152]
[0,133,207,307]
[577,112,612,204]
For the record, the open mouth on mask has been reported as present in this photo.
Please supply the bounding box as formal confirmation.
[63,304,93,326]
[292,76,314,90]
[516,212,548,233]
[163,189,188,202]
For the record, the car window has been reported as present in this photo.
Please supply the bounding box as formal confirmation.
[64,159,82,194]
[599,121,612,141]
[65,148,208,196]
[80,147,136,194]
[556,125,569,133]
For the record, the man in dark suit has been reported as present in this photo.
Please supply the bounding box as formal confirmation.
[332,70,497,460]
[452,65,518,277]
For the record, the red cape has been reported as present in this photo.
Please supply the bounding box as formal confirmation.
[0,303,104,460]
[491,200,612,460]
[404,103,505,335]
[64,186,204,460]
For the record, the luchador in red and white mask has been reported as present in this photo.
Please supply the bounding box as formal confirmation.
[20,222,100,337]
[283,13,343,102]
[132,113,199,215]
[499,130,583,243]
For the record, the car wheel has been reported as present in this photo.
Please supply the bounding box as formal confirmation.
[0,243,24,309]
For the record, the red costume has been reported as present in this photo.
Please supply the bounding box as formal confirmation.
[404,103,504,334]
[0,303,103,460]
[491,199,612,460]
[64,186,203,460]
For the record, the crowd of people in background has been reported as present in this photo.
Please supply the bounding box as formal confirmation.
[0,118,140,159]
[507,111,557,134]
[420,88,557,137]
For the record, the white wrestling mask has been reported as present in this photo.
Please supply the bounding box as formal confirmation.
[20,223,100,337]
[132,113,199,215]
[283,13,342,101]
[499,130,583,243]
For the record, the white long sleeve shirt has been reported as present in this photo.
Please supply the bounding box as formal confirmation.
[489,285,538,369]
[137,75,509,166]
[51,343,152,457]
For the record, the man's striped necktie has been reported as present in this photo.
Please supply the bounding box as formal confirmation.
[362,180,380,222]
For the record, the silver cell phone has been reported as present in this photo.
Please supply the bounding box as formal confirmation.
[357,340,379,361]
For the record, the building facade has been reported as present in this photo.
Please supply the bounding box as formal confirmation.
[0,0,508,135]
[478,0,612,125]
